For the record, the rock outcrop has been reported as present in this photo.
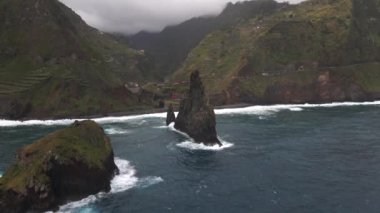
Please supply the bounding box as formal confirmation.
[166,104,176,125]
[174,71,222,146]
[0,120,118,212]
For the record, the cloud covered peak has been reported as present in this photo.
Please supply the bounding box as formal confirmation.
[60,0,306,35]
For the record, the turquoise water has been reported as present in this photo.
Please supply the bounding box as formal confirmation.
[1,102,380,213]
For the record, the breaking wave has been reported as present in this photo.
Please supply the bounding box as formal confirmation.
[109,158,139,194]
[136,176,164,189]
[214,101,380,116]
[167,123,189,138]
[0,113,167,127]
[153,125,169,129]
[166,123,234,151]
[104,128,130,135]
[56,158,163,213]
[289,107,304,112]
[1,101,379,127]
[176,140,234,151]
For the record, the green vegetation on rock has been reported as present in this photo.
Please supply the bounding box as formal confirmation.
[1,0,379,118]
[128,0,281,80]
[0,120,118,212]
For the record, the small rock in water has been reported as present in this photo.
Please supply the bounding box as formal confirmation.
[166,104,176,126]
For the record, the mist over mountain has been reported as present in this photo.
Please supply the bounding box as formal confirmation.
[59,0,306,35]
[1,1,380,212]
[1,0,378,120]
[128,0,286,79]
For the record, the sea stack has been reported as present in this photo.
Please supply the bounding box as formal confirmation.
[166,104,176,125]
[0,120,118,212]
[174,71,222,146]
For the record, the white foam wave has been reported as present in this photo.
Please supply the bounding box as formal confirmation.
[95,113,166,124]
[57,194,103,212]
[176,140,234,151]
[138,120,147,126]
[216,107,279,116]
[57,158,163,213]
[1,101,379,127]
[105,128,130,135]
[168,123,234,151]
[110,158,139,193]
[214,101,380,115]
[0,112,167,127]
[153,122,176,129]
[136,176,164,189]
[0,119,79,127]
[289,107,303,112]
[0,172,2,178]
[153,125,168,129]
[167,123,190,138]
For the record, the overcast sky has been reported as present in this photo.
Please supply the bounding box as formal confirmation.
[60,0,306,35]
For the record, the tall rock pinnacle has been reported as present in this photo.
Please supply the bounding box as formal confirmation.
[174,71,222,146]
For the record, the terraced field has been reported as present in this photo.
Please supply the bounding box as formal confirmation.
[0,68,52,96]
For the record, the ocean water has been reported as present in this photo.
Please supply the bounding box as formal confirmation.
[1,102,380,213]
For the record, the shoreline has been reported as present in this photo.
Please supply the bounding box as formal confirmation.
[5,103,254,122]
[1,100,379,124]
[85,103,253,119]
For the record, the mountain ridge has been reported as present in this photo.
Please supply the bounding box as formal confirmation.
[0,0,155,119]
[171,0,380,105]
[128,0,285,80]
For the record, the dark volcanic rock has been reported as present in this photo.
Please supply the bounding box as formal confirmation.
[174,71,222,146]
[166,104,176,125]
[0,120,118,212]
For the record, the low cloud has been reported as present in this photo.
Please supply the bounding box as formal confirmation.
[60,0,306,35]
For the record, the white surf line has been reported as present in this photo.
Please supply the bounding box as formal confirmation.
[0,112,167,127]
[176,140,234,151]
[1,101,379,127]
[167,123,234,151]
[167,123,189,138]
[214,101,380,115]
[56,158,163,213]
[104,127,131,135]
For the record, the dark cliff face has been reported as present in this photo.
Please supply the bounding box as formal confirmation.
[174,71,221,146]
[214,68,378,106]
[0,120,118,212]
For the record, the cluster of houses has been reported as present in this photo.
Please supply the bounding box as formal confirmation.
[124,81,188,108]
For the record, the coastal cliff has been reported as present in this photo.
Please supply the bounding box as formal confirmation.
[0,120,118,212]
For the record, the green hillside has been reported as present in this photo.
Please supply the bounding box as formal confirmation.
[172,0,380,105]
[0,0,155,119]
[128,0,283,80]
